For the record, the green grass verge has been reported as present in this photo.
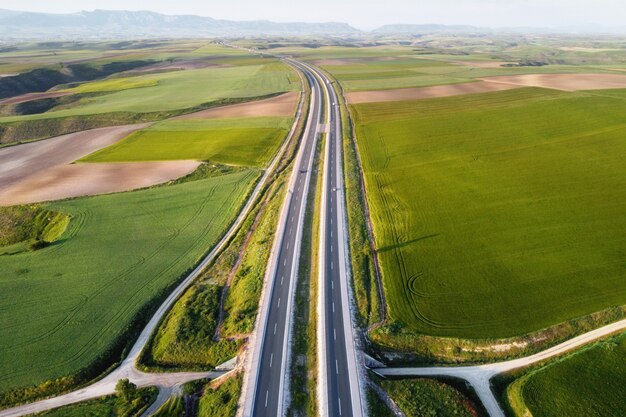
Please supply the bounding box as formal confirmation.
[0,170,257,404]
[34,387,157,417]
[332,74,382,327]
[352,87,626,339]
[152,395,185,417]
[366,387,395,417]
[144,283,240,369]
[197,374,242,417]
[508,332,626,417]
[82,117,292,167]
[380,378,479,417]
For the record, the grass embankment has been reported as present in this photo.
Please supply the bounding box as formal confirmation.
[152,395,185,417]
[350,87,626,342]
[197,374,242,417]
[0,170,257,406]
[288,135,323,416]
[35,387,157,417]
[505,332,626,417]
[82,117,292,167]
[0,205,69,254]
[380,379,481,417]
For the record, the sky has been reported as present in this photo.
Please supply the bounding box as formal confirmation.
[0,0,624,30]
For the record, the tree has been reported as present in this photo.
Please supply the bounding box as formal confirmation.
[115,379,137,403]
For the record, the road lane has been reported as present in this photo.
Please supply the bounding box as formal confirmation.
[244,64,323,417]
[303,63,364,417]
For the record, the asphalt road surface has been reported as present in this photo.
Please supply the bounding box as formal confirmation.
[246,63,323,417]
[310,63,363,417]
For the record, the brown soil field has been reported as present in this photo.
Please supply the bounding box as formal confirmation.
[176,91,299,119]
[481,73,626,91]
[0,160,200,206]
[0,91,70,105]
[346,81,520,103]
[0,124,148,193]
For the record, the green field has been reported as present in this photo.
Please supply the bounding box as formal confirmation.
[510,333,626,417]
[352,87,626,338]
[82,117,292,167]
[0,170,256,395]
[380,378,479,417]
[0,62,297,123]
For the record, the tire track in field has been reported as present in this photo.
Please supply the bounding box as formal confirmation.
[1,179,230,382]
[14,174,254,383]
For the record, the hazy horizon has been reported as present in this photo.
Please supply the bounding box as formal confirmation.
[0,0,625,31]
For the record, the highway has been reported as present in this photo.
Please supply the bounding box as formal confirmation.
[242,61,323,416]
[242,57,363,417]
[307,63,364,417]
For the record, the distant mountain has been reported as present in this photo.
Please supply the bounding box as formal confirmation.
[372,24,487,34]
[0,9,360,39]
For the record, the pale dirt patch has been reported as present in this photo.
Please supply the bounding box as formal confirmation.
[0,91,70,105]
[346,81,520,103]
[481,73,626,91]
[176,91,299,119]
[0,124,149,196]
[0,160,200,206]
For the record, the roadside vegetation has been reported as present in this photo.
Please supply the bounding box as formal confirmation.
[330,71,383,328]
[504,332,626,417]
[379,378,481,417]
[197,374,242,417]
[35,381,157,417]
[152,395,185,417]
